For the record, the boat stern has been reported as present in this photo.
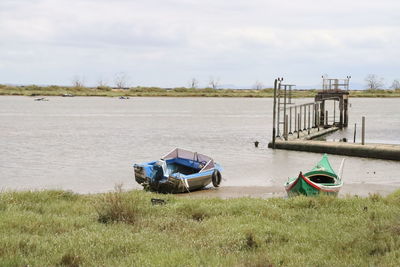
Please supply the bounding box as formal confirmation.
[133,161,156,185]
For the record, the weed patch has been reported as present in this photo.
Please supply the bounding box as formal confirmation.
[59,253,81,267]
[95,185,140,224]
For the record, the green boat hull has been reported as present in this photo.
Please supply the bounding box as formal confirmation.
[285,154,343,197]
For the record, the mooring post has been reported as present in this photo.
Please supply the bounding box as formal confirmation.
[277,89,281,137]
[339,98,344,129]
[272,79,278,148]
[284,114,288,140]
[316,103,319,127]
[307,104,311,134]
[325,110,329,126]
[320,101,325,126]
[312,103,315,128]
[362,116,365,145]
[353,123,357,143]
[344,98,349,127]
[303,104,307,130]
[297,113,300,138]
[333,100,336,125]
[282,84,287,139]
[289,107,292,134]
[294,106,297,132]
[299,106,302,132]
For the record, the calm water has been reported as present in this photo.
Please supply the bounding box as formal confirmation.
[0,96,399,193]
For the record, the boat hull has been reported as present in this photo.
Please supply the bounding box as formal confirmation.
[145,172,213,193]
[285,172,342,197]
[285,154,343,197]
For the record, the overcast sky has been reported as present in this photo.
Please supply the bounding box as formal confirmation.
[1,0,399,88]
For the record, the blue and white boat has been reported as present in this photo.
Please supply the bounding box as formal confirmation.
[133,148,223,193]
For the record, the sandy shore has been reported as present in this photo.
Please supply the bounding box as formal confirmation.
[176,183,399,199]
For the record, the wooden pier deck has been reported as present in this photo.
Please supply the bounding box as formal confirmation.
[284,126,339,141]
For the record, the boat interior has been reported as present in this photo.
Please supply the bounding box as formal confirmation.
[167,163,199,175]
[308,174,336,184]
[151,158,203,181]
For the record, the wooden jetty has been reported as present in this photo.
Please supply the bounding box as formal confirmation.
[269,140,400,161]
[269,76,400,161]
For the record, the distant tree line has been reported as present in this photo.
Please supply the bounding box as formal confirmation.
[365,74,400,90]
[72,73,399,90]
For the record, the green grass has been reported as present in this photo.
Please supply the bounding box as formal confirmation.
[1,84,399,98]
[1,188,399,267]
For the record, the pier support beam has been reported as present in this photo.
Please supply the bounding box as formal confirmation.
[315,90,349,129]
[344,97,349,127]
[319,101,325,126]
[362,116,365,145]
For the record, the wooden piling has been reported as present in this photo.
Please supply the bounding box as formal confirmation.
[344,97,349,127]
[297,113,300,138]
[312,103,315,128]
[339,99,344,128]
[320,101,325,126]
[294,106,297,132]
[325,110,328,126]
[362,116,365,145]
[299,106,302,132]
[283,85,287,138]
[272,79,278,148]
[289,107,292,134]
[353,123,357,143]
[284,114,288,141]
[307,105,311,134]
[277,81,281,137]
[333,100,336,125]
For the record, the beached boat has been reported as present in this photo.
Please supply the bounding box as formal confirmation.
[134,148,223,193]
[285,154,344,197]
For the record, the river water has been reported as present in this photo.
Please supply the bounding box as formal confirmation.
[0,96,399,194]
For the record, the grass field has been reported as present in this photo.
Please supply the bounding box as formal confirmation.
[1,84,400,98]
[0,188,399,266]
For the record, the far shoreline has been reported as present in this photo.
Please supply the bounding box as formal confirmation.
[1,84,400,98]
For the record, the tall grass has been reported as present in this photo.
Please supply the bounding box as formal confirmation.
[0,189,399,266]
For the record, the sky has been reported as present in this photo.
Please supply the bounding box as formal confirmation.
[0,0,399,89]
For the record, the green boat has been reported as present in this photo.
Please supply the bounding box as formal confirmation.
[285,154,344,197]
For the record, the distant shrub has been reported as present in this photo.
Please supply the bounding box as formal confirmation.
[24,85,41,90]
[96,86,112,91]
[129,87,164,93]
[172,87,189,92]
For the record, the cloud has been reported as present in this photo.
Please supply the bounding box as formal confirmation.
[0,0,399,87]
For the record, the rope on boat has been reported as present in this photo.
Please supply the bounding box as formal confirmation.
[338,158,346,181]
[179,173,191,193]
